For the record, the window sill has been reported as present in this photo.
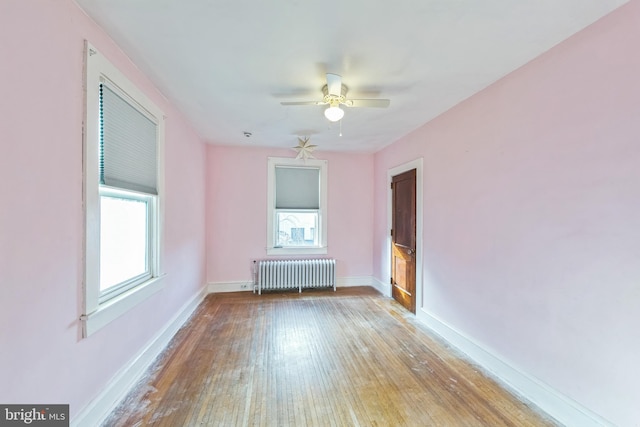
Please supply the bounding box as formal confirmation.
[266,246,328,256]
[82,275,165,337]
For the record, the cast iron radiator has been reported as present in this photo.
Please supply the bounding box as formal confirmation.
[255,259,336,295]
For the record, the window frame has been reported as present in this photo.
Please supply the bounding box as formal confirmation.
[82,42,165,337]
[266,157,328,256]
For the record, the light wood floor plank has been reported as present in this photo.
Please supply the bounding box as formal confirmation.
[104,287,557,427]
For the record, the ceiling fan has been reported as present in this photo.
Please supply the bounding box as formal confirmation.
[281,73,390,122]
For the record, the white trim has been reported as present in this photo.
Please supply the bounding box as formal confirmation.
[266,246,328,256]
[369,276,391,297]
[72,287,207,427]
[336,276,375,288]
[207,277,380,294]
[387,158,424,311]
[416,308,615,427]
[208,281,254,293]
[266,157,328,256]
[83,276,165,337]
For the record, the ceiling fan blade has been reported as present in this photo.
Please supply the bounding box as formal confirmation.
[326,73,342,97]
[280,101,326,106]
[343,99,390,108]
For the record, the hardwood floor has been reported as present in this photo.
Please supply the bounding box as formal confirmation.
[104,287,557,426]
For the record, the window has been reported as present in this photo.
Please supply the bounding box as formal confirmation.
[82,42,165,337]
[267,157,327,255]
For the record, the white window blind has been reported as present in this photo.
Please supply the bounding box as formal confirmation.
[275,166,319,209]
[100,83,158,194]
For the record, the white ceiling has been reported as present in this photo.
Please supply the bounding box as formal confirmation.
[75,0,627,153]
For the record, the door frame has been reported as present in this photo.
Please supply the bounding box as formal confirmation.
[387,158,423,313]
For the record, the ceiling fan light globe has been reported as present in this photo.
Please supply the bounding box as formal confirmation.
[324,106,344,122]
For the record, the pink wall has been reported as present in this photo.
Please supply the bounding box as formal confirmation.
[206,145,374,284]
[3,0,637,424]
[0,0,206,418]
[374,2,640,425]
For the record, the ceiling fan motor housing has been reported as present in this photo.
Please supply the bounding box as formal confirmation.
[322,83,348,105]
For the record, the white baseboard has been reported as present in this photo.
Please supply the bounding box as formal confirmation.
[370,276,391,297]
[337,276,374,287]
[208,276,380,294]
[207,281,254,293]
[71,287,207,427]
[416,308,614,427]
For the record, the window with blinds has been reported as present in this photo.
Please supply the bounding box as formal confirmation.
[267,157,328,255]
[275,166,320,247]
[82,42,165,337]
[97,81,159,302]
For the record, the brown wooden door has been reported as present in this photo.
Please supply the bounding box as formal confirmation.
[391,169,416,313]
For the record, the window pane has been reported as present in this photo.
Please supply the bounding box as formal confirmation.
[100,195,149,291]
[276,211,318,247]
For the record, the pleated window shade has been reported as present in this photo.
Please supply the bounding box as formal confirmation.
[275,166,320,209]
[99,83,158,194]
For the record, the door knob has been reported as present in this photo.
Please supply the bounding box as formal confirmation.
[407,248,415,255]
